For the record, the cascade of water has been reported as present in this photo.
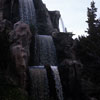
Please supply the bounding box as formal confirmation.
[29,35,64,100]
[35,35,57,65]
[19,0,36,25]
[51,66,64,100]
[29,66,49,100]
[59,17,66,32]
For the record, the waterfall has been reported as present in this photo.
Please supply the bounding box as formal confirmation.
[19,0,36,25]
[35,35,57,65]
[29,35,64,100]
[51,66,64,100]
[59,17,66,32]
[29,66,49,100]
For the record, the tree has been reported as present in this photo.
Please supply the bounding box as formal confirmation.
[86,1,97,35]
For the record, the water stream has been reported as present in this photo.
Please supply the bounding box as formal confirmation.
[35,35,57,65]
[19,0,36,25]
[29,66,49,100]
[51,66,64,100]
[19,1,64,99]
[59,17,66,32]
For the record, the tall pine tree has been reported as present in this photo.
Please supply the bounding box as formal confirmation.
[86,1,97,35]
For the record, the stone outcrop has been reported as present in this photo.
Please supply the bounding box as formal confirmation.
[9,21,32,87]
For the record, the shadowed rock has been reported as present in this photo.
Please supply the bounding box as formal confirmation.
[0,19,12,71]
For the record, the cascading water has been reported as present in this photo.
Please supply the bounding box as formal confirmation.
[35,35,57,66]
[19,0,64,100]
[19,0,36,25]
[51,66,64,100]
[59,17,66,32]
[29,66,49,100]
[29,35,64,100]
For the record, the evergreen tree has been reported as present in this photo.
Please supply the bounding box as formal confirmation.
[96,18,100,35]
[86,1,97,35]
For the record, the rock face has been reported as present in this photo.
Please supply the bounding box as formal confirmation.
[33,0,54,34]
[9,21,32,87]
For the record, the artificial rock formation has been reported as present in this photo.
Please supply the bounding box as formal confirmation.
[0,19,32,100]
[33,0,54,34]
[9,21,32,87]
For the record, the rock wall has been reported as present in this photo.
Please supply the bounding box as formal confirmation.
[33,0,54,34]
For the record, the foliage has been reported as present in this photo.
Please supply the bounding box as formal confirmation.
[86,1,98,35]
[75,34,100,99]
[0,75,28,100]
[0,86,28,100]
[74,1,100,99]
